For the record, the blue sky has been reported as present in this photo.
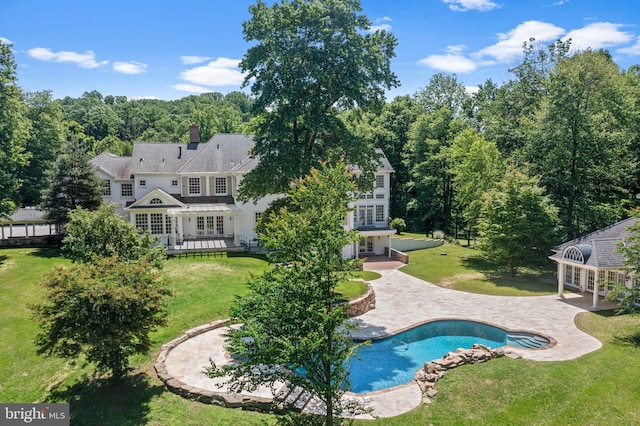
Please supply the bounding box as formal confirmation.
[3,0,640,101]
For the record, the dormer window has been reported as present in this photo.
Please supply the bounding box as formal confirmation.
[149,198,163,205]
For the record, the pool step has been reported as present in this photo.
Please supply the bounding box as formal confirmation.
[275,384,313,411]
[506,333,550,349]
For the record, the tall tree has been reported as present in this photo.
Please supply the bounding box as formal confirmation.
[477,167,559,276]
[450,129,505,241]
[40,137,103,226]
[525,49,636,240]
[0,40,30,217]
[207,163,363,425]
[18,91,65,206]
[237,0,399,201]
[31,256,170,379]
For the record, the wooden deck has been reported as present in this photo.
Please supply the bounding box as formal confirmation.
[167,238,249,257]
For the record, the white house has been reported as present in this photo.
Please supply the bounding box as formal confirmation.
[549,217,640,308]
[91,127,396,257]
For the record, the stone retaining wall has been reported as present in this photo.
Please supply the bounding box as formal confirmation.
[413,344,505,403]
[155,284,377,408]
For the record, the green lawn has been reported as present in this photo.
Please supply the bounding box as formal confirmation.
[401,242,558,296]
[2,246,639,425]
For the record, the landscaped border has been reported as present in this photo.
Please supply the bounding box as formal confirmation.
[154,283,376,408]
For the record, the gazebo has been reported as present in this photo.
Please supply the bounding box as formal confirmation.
[549,217,640,308]
[0,208,56,240]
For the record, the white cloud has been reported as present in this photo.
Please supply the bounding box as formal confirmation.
[419,46,477,73]
[130,96,160,100]
[474,20,565,63]
[180,55,212,65]
[368,16,393,33]
[0,36,13,44]
[27,47,108,68]
[442,0,499,12]
[564,22,633,50]
[171,83,214,93]
[179,57,245,87]
[618,36,640,55]
[369,24,392,32]
[113,61,147,74]
[465,85,481,95]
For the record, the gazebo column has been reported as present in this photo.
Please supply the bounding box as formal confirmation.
[388,234,392,258]
[592,280,600,308]
[557,262,565,298]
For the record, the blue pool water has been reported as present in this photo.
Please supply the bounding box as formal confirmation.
[348,319,549,393]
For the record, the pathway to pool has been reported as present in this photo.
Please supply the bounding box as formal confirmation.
[159,260,617,419]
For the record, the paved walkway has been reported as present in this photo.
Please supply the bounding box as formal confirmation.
[162,262,616,419]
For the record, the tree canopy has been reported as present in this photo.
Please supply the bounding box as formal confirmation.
[31,256,170,379]
[237,0,399,200]
[207,163,363,424]
[62,203,166,268]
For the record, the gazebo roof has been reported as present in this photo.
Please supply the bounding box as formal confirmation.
[549,217,640,268]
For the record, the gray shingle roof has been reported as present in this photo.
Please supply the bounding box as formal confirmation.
[91,152,133,180]
[179,134,254,173]
[92,134,393,179]
[550,217,640,268]
[0,208,47,224]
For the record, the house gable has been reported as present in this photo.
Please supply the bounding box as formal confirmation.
[125,188,185,209]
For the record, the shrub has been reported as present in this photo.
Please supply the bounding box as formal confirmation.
[390,218,406,234]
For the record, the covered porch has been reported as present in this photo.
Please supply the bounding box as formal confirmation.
[165,204,242,249]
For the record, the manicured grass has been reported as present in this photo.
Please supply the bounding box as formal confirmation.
[3,246,639,425]
[401,242,557,296]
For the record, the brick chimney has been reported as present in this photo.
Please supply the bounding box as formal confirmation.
[189,124,199,143]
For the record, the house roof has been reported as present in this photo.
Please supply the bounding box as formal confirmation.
[179,134,254,173]
[91,152,132,180]
[130,143,200,174]
[92,133,393,178]
[549,217,640,268]
[0,208,47,224]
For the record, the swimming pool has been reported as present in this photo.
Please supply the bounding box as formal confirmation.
[348,319,550,393]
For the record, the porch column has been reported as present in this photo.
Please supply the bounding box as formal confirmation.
[169,215,176,247]
[233,214,240,244]
[557,262,564,298]
[388,234,392,258]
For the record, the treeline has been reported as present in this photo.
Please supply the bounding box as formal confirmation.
[2,39,640,245]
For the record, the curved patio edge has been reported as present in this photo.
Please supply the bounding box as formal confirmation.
[154,284,377,410]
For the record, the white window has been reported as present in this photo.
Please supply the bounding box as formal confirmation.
[149,198,162,205]
[188,177,200,195]
[375,175,384,188]
[102,180,111,196]
[216,216,224,235]
[207,217,216,235]
[135,213,147,230]
[357,206,374,227]
[587,270,595,291]
[121,183,133,197]
[565,265,574,286]
[215,177,227,195]
[197,217,205,235]
[171,179,178,187]
[255,212,263,225]
[150,213,163,234]
[375,205,384,223]
[376,194,384,199]
[139,180,146,187]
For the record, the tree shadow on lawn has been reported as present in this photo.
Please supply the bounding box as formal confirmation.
[459,256,556,294]
[46,372,164,426]
[0,254,7,266]
[29,247,64,259]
